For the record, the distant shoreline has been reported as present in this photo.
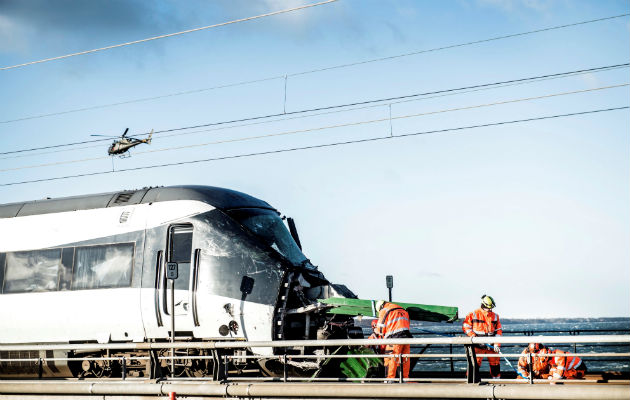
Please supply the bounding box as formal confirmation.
[500,317,630,322]
[413,317,630,327]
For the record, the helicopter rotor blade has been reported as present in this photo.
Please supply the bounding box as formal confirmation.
[90,134,120,138]
[122,128,129,138]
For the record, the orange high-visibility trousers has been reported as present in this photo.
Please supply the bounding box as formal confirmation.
[474,347,500,378]
[562,368,586,379]
[384,344,410,379]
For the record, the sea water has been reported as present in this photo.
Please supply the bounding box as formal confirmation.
[362,318,630,372]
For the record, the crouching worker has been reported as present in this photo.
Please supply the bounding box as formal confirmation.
[548,348,586,381]
[374,300,412,380]
[517,343,550,379]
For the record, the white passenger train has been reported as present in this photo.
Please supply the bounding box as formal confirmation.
[0,186,358,378]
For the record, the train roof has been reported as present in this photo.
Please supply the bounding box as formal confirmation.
[0,185,275,219]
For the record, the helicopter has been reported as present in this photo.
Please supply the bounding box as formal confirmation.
[91,128,153,156]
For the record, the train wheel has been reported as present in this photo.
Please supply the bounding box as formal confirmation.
[80,359,112,378]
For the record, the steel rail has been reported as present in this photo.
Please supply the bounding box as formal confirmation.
[0,381,628,399]
[0,334,628,352]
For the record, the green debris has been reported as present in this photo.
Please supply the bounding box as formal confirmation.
[339,347,382,379]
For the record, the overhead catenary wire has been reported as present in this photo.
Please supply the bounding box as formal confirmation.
[0,0,338,71]
[3,63,627,162]
[153,64,630,134]
[0,74,287,125]
[155,82,626,150]
[1,106,626,187]
[290,13,630,77]
[2,63,627,157]
[0,13,627,124]
[3,83,627,173]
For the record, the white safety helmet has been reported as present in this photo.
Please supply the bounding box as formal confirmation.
[375,300,386,311]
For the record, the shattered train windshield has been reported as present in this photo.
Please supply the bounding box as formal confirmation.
[227,208,313,268]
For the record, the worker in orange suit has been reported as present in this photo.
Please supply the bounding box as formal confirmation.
[547,347,587,380]
[462,294,503,378]
[374,300,412,380]
[517,343,551,379]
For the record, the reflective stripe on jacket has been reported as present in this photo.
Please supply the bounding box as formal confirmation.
[548,349,583,379]
[375,302,410,338]
[462,308,502,347]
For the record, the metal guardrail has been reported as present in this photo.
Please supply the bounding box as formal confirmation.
[407,329,630,374]
[412,328,630,336]
[0,335,628,383]
[0,380,629,400]
[1,334,629,351]
[0,336,628,399]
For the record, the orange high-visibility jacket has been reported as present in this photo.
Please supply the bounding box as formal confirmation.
[548,349,583,379]
[533,348,552,372]
[368,332,385,354]
[368,320,385,353]
[375,302,410,338]
[462,308,503,345]
[517,348,550,378]
[517,349,529,373]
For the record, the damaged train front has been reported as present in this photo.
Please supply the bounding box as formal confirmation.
[221,208,361,377]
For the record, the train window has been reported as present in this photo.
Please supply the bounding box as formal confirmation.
[168,225,192,290]
[4,249,62,293]
[227,208,310,267]
[169,225,192,263]
[72,243,134,290]
[198,209,284,305]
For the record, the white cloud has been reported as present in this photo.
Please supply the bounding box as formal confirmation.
[0,14,30,54]
[258,0,334,26]
[476,0,553,12]
[477,0,517,11]
[578,72,602,88]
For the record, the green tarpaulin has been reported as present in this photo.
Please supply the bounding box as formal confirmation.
[319,297,458,323]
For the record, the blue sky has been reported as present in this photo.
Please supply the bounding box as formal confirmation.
[0,0,628,318]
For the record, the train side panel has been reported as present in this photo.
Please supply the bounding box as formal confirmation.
[0,200,215,345]
[1,289,144,344]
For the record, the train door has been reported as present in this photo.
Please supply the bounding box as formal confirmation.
[159,224,195,334]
